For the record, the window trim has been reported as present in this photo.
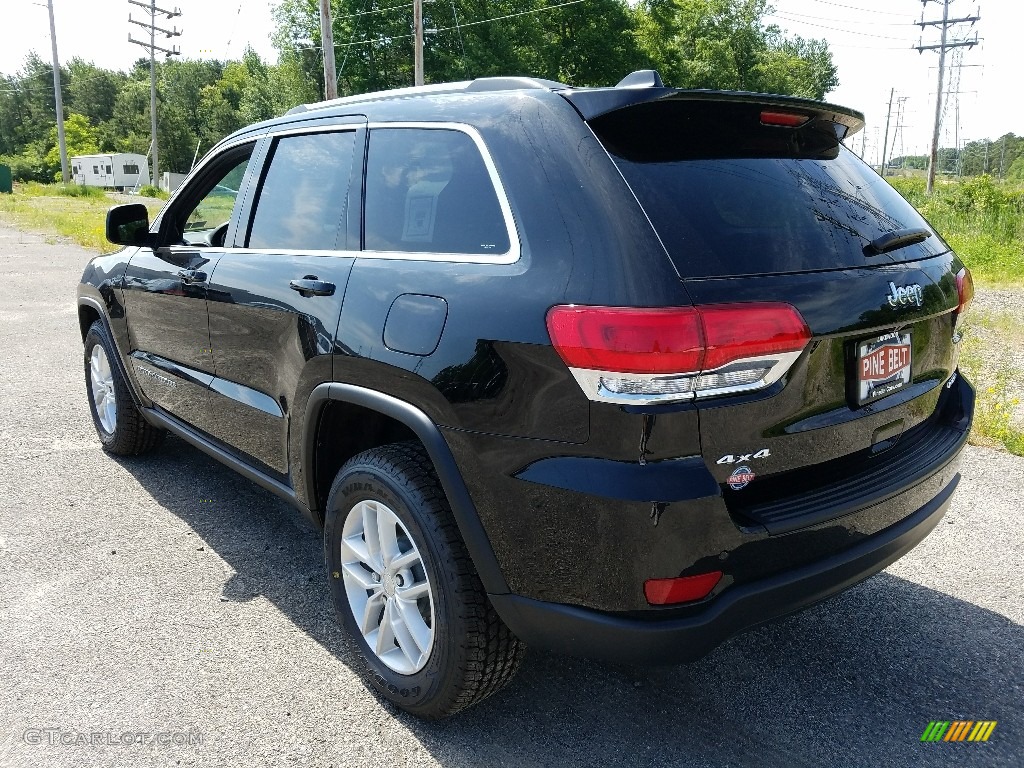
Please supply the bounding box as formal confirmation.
[358,121,521,265]
[160,122,522,265]
[250,121,521,264]
[244,127,360,252]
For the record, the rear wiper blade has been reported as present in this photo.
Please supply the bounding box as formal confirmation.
[864,227,931,256]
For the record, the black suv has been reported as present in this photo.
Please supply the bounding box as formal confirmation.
[79,71,975,719]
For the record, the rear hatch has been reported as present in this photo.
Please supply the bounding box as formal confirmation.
[578,92,966,532]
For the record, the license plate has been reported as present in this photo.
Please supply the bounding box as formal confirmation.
[856,331,912,404]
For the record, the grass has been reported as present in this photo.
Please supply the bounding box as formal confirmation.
[0,183,163,252]
[887,175,1024,287]
[958,311,1024,457]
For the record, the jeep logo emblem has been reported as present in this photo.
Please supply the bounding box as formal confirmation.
[887,282,924,308]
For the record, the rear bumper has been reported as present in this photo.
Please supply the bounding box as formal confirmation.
[489,471,959,664]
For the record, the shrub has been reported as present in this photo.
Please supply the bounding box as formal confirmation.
[137,184,168,199]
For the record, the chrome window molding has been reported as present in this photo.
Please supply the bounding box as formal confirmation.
[164,122,521,266]
[359,121,521,265]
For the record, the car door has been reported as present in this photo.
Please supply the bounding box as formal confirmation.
[203,120,363,478]
[122,140,258,428]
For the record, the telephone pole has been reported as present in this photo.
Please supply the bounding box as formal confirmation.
[413,0,424,86]
[129,1,182,189]
[319,0,337,100]
[915,0,979,194]
[880,88,894,177]
[46,0,68,184]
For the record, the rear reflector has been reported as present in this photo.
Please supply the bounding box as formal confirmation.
[760,110,810,127]
[644,571,723,605]
[546,303,811,404]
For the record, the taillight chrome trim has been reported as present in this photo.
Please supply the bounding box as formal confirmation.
[567,350,804,405]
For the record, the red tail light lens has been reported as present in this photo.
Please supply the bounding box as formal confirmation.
[644,571,723,605]
[700,303,812,371]
[955,266,974,319]
[546,303,811,404]
[544,306,704,374]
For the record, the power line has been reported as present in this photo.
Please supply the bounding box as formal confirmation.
[766,12,912,41]
[807,0,911,16]
[767,9,914,26]
[290,0,589,52]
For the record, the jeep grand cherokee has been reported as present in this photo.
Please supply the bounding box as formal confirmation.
[78,70,975,719]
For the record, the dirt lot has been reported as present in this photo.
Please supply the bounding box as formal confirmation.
[0,223,1020,767]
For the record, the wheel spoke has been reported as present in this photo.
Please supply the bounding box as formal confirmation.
[390,549,419,571]
[394,595,431,655]
[341,535,373,571]
[360,591,386,635]
[376,505,401,567]
[342,561,378,590]
[397,580,429,601]
[375,600,397,656]
[360,502,384,572]
[390,605,423,666]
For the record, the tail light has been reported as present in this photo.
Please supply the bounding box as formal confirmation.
[955,266,974,328]
[546,302,811,405]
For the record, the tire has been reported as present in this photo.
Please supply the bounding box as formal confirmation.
[84,320,165,456]
[324,442,524,719]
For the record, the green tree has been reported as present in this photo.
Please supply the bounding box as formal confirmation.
[45,113,100,179]
[633,0,837,97]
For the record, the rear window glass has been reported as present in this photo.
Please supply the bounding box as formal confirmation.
[591,100,948,277]
[364,128,510,256]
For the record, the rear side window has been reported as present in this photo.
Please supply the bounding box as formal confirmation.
[591,100,948,277]
[364,128,510,256]
[248,131,356,251]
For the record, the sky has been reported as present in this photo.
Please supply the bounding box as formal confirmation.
[2,0,1019,168]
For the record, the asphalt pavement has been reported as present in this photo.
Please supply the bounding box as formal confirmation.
[0,222,1020,767]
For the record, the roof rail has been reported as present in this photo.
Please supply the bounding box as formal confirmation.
[465,76,569,93]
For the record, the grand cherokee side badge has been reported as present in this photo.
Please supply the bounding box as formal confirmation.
[887,282,924,308]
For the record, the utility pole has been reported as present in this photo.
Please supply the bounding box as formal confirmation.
[46,0,68,184]
[319,0,337,100]
[916,0,979,194]
[413,0,424,86]
[880,88,894,177]
[129,1,182,189]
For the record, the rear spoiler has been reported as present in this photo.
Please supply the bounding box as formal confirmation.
[560,88,865,139]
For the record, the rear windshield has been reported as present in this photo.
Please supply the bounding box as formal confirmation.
[590,100,948,278]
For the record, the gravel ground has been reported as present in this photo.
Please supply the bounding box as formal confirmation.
[0,223,1021,767]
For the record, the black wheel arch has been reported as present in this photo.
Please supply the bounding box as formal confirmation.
[303,382,510,595]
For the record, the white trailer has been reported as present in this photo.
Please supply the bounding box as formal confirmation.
[71,153,149,191]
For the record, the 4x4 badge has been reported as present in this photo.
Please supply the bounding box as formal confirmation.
[717,449,770,465]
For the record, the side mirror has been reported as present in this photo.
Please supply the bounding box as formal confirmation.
[106,203,150,246]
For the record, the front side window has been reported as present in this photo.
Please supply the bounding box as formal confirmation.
[364,128,510,256]
[181,153,252,246]
[247,131,356,251]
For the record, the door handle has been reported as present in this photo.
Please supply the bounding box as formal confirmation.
[289,277,335,297]
[177,269,207,284]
